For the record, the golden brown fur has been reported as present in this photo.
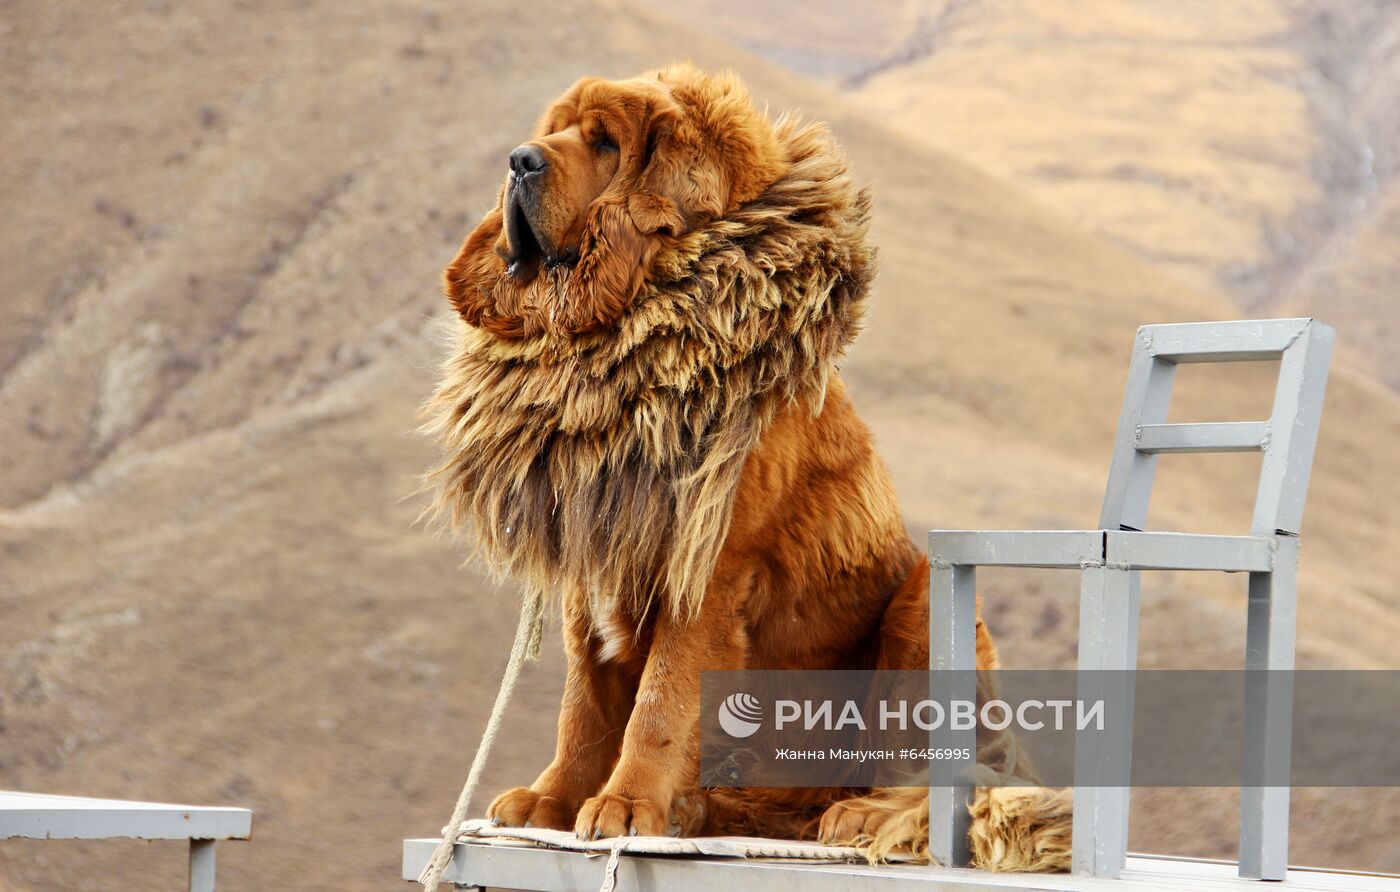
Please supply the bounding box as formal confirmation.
[426,63,1070,870]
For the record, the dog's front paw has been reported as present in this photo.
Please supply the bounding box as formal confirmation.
[574,792,668,839]
[486,786,575,830]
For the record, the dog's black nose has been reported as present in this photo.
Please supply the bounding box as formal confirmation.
[509,144,547,177]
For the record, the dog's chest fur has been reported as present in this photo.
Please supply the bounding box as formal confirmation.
[590,603,646,663]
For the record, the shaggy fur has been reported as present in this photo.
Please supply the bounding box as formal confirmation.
[425,63,1071,872]
[426,118,870,622]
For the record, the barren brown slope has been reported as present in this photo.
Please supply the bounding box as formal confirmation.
[0,2,1398,890]
[659,0,1400,391]
[1278,3,1400,389]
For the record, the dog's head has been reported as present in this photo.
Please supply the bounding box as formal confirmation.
[445,64,789,340]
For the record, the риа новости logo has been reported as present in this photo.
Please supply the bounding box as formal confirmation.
[718,692,763,738]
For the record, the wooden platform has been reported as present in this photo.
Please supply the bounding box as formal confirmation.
[402,837,1400,891]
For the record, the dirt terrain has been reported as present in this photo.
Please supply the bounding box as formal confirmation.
[665,0,1400,388]
[2,2,1398,888]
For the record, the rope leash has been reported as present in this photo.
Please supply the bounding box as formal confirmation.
[418,589,545,889]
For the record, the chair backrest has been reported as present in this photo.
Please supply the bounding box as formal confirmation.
[1099,318,1335,537]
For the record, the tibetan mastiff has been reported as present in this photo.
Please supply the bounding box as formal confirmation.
[426,63,1069,870]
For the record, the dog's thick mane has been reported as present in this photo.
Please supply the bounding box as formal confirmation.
[424,119,874,622]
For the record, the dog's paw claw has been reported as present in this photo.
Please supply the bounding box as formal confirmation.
[575,793,669,840]
[486,787,576,830]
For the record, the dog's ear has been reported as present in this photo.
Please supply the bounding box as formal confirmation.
[624,111,725,236]
[626,69,788,236]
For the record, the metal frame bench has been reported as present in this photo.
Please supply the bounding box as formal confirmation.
[928,318,1335,879]
[406,318,1354,888]
[0,790,252,891]
[402,838,1400,890]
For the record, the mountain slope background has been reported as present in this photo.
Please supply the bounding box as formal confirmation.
[1,2,1397,888]
[663,0,1400,388]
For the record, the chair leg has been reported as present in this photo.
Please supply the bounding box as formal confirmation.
[928,561,976,868]
[1072,565,1140,878]
[1240,537,1298,880]
[189,839,216,892]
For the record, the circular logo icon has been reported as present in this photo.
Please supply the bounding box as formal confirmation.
[718,692,763,738]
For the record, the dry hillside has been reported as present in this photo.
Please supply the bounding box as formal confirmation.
[1,2,1397,889]
[663,0,1400,389]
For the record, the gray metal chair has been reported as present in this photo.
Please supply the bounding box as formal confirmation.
[927,318,1335,879]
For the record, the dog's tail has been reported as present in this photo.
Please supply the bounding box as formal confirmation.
[854,555,1075,871]
[841,781,1073,872]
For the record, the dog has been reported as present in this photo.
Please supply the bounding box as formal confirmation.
[425,63,1070,870]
